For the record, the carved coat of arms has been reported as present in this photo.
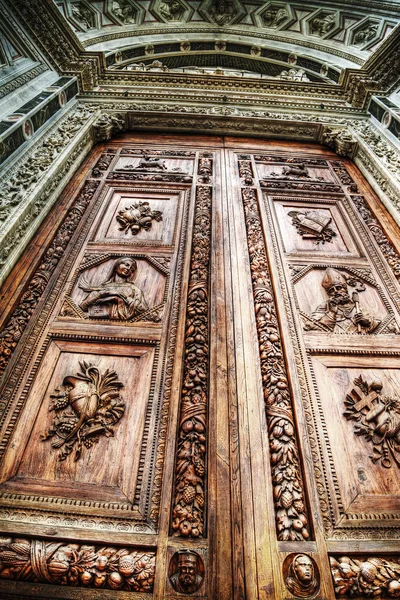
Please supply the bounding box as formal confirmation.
[344,375,400,469]
[41,362,125,461]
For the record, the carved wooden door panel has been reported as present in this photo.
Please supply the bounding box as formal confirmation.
[0,135,399,600]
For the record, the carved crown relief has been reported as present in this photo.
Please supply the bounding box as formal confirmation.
[344,376,400,469]
[295,267,389,335]
[41,361,125,461]
[62,255,166,323]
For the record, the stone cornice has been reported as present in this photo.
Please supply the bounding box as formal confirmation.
[9,0,103,91]
[7,0,400,108]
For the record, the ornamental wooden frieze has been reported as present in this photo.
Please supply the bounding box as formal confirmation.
[330,556,400,597]
[0,537,156,592]
[172,184,211,539]
[241,187,310,541]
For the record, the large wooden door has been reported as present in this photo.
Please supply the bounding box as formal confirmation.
[0,134,399,599]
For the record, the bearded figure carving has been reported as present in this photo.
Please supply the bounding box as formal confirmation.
[169,550,204,594]
[303,268,380,334]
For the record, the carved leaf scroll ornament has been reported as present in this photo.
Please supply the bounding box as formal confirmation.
[116,201,163,235]
[344,375,400,469]
[41,362,125,461]
[0,537,155,592]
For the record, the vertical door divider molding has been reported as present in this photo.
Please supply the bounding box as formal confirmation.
[241,186,311,542]
[171,180,212,539]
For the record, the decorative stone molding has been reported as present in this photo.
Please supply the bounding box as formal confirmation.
[9,0,102,90]
[92,111,127,142]
[320,126,358,158]
[0,104,99,285]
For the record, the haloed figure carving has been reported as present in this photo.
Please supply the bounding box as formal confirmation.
[79,257,148,320]
[169,550,204,594]
[304,268,380,334]
[285,554,319,598]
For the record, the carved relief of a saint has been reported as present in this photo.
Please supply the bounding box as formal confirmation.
[159,0,185,21]
[303,268,380,334]
[284,554,319,598]
[79,257,148,320]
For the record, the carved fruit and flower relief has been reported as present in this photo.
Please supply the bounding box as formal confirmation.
[330,555,400,598]
[344,375,400,469]
[0,537,155,592]
[172,186,211,539]
[116,201,163,235]
[242,187,310,541]
[41,361,125,461]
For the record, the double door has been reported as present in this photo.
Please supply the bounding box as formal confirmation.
[0,134,399,599]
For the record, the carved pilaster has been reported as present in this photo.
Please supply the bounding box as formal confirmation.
[172,184,212,539]
[241,187,310,541]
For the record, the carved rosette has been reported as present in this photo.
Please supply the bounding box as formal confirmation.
[241,187,310,541]
[172,185,211,538]
[0,537,155,592]
[0,180,100,377]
